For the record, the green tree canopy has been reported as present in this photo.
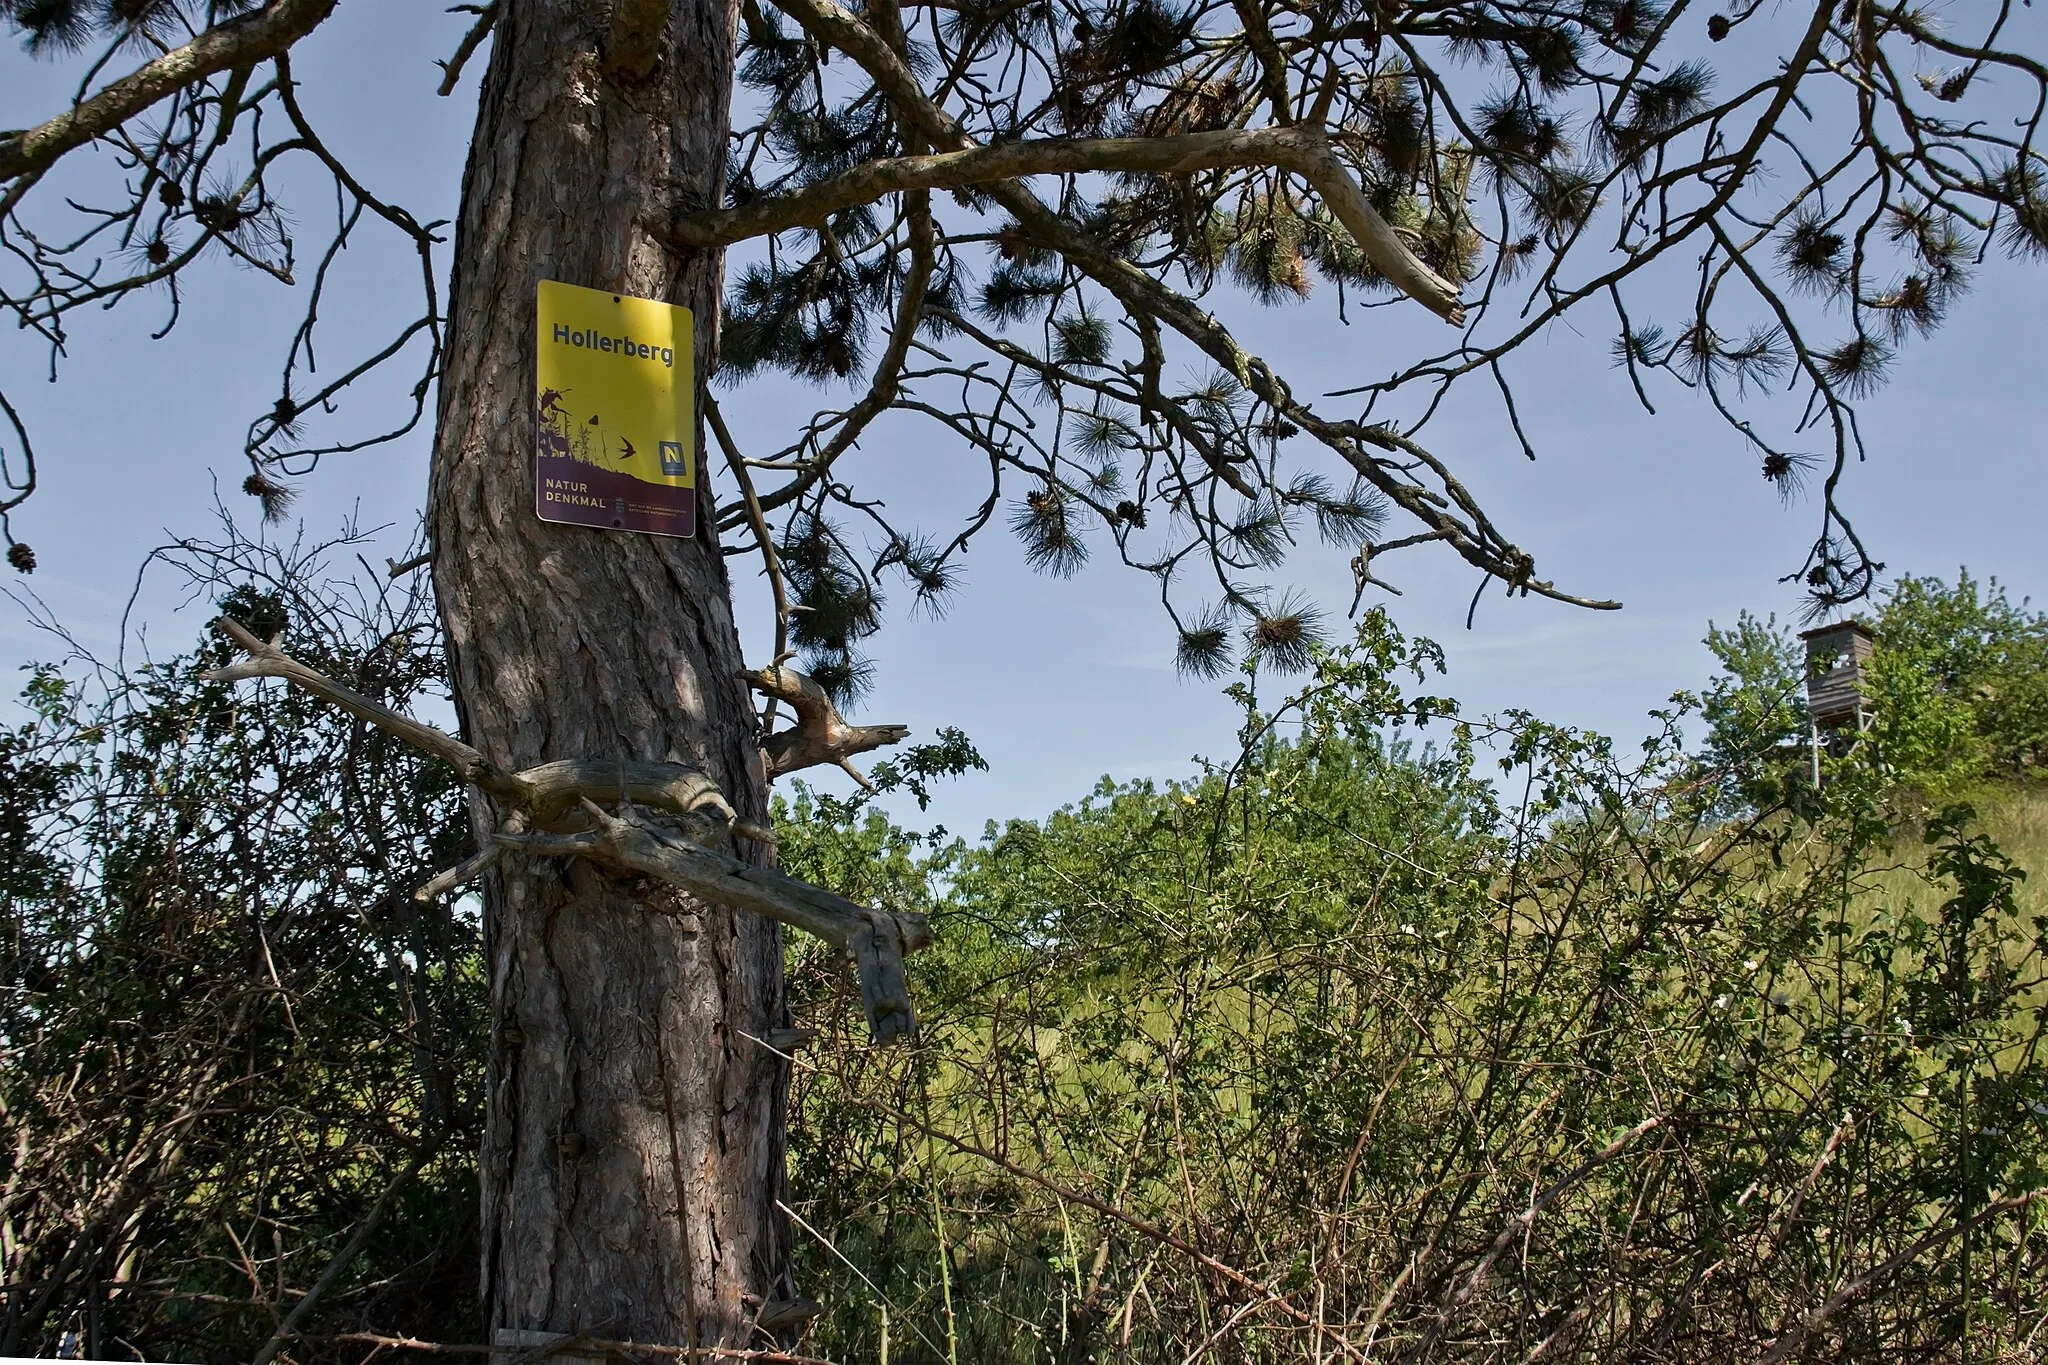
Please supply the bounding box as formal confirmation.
[1702,570,2048,802]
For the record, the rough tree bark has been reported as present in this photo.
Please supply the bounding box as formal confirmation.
[425,0,784,1352]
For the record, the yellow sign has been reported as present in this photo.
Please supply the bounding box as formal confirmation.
[534,280,696,537]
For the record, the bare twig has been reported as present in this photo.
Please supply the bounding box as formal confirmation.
[436,3,499,96]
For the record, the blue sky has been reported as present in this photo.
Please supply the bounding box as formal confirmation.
[4,3,2045,839]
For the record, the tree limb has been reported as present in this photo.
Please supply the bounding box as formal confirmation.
[744,188,939,516]
[203,617,516,798]
[702,5,1464,321]
[742,664,910,780]
[413,845,502,902]
[203,620,771,826]
[1230,0,1293,124]
[1291,136,1466,324]
[759,0,1630,611]
[205,619,916,1039]
[436,3,499,96]
[663,128,1329,248]
[0,0,341,184]
[502,801,930,1041]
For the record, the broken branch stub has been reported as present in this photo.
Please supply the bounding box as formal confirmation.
[204,617,926,1041]
[743,663,909,781]
[512,756,733,832]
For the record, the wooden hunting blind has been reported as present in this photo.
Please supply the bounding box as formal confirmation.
[1801,620,1876,734]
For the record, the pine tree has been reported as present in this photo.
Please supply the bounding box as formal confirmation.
[3,0,2046,1355]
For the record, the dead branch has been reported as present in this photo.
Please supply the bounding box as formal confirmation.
[501,800,929,1041]
[436,3,500,96]
[510,756,734,830]
[755,1297,822,1332]
[205,619,924,1040]
[413,845,501,902]
[204,617,515,798]
[743,664,910,782]
[204,621,770,833]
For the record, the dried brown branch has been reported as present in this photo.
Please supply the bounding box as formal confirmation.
[501,801,929,1040]
[205,618,918,1039]
[742,664,910,782]
[204,617,515,797]
[413,845,502,902]
[436,3,500,96]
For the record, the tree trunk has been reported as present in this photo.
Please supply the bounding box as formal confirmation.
[427,0,787,1352]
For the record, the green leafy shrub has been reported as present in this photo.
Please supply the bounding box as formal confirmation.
[5,563,2045,1365]
[0,536,480,1363]
[782,610,2048,1363]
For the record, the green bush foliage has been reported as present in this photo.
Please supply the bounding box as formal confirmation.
[3,562,2045,1363]
[0,539,479,1362]
[782,611,2048,1362]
